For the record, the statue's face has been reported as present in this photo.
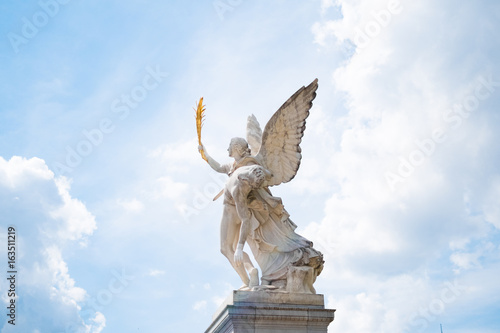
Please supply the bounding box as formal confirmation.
[228,138,247,158]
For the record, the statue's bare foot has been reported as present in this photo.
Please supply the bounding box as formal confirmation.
[249,268,259,288]
[238,284,250,291]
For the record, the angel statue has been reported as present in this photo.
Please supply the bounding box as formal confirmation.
[196,79,324,293]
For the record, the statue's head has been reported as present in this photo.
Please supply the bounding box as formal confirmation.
[228,137,251,158]
[249,166,266,188]
[238,165,266,189]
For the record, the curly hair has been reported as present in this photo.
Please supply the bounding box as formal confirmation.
[230,137,251,157]
[237,165,266,189]
[249,166,266,188]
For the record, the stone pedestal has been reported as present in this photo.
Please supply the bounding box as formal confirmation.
[205,291,335,333]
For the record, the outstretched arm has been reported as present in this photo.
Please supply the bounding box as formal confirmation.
[199,145,229,174]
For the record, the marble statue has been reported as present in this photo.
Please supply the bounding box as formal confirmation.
[197,79,324,293]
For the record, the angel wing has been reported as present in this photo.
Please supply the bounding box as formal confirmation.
[256,78,318,187]
[246,114,262,156]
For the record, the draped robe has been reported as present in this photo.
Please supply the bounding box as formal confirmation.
[225,164,323,284]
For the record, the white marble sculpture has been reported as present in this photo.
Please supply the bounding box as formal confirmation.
[197,79,323,293]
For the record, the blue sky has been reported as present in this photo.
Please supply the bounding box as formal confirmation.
[1,0,499,332]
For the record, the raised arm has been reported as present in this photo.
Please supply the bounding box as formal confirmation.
[199,145,229,174]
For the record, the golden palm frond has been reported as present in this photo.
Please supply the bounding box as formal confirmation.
[194,97,208,162]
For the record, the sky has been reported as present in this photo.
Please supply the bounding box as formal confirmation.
[0,0,499,332]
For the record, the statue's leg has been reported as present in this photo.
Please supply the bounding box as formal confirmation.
[220,204,256,286]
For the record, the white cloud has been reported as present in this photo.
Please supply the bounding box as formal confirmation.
[154,176,189,201]
[50,177,97,245]
[320,0,336,13]
[0,156,99,332]
[88,312,106,333]
[193,300,207,311]
[147,269,166,277]
[211,283,236,308]
[44,246,87,306]
[117,198,145,213]
[307,0,500,331]
[312,21,338,47]
[481,176,500,229]
[148,138,201,174]
[450,251,481,271]
[288,105,338,195]
[0,156,53,188]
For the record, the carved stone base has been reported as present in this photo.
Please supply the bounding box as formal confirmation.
[287,266,316,294]
[205,290,335,333]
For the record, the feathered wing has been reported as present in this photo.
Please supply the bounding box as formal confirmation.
[256,78,318,186]
[246,114,262,156]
